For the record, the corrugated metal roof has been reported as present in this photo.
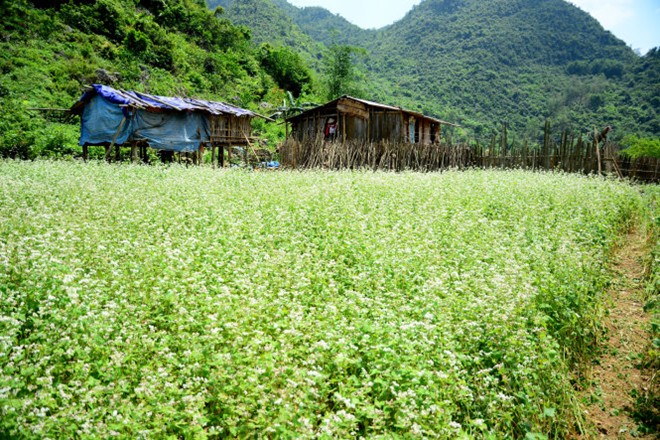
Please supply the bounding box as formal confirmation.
[287,95,459,127]
[72,84,258,118]
[346,96,401,112]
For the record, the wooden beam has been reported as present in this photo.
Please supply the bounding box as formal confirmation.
[106,116,127,162]
[595,128,602,175]
[337,103,369,120]
[342,113,346,144]
[27,107,71,112]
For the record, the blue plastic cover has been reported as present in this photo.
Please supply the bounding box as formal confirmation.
[79,95,133,146]
[79,95,211,152]
[131,109,209,152]
[79,85,133,108]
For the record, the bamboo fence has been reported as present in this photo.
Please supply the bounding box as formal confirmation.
[279,126,660,183]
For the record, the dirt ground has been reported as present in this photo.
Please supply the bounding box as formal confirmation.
[578,229,656,439]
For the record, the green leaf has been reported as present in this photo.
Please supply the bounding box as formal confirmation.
[543,407,556,418]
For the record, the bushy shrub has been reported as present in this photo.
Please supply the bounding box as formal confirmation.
[258,44,313,97]
[0,99,36,159]
[58,0,129,42]
[31,123,80,159]
[621,135,660,159]
[123,29,151,54]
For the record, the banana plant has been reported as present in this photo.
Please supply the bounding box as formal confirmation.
[268,91,317,121]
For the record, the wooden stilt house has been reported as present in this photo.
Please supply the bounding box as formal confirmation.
[71,84,263,165]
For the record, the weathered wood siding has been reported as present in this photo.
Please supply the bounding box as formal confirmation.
[210,115,253,146]
[344,115,368,142]
[291,111,339,142]
[337,98,369,120]
[369,111,403,143]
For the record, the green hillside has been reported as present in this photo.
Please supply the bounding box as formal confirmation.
[215,0,659,140]
[0,0,657,159]
[362,0,644,136]
[0,0,308,158]
[271,0,371,47]
[206,0,326,66]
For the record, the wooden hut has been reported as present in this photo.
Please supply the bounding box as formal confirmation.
[286,95,458,145]
[71,84,263,165]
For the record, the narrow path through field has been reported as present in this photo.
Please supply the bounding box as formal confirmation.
[579,229,654,439]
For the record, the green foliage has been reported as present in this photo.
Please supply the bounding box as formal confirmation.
[258,44,313,97]
[211,0,326,68]
[0,100,35,159]
[0,98,80,159]
[620,135,660,159]
[0,0,301,158]
[632,187,660,431]
[152,0,252,52]
[323,43,366,100]
[267,91,318,121]
[566,59,625,79]
[272,1,372,47]
[0,164,650,437]
[219,0,659,142]
[123,29,150,54]
[58,0,129,42]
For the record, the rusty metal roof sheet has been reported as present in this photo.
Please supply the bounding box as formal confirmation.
[72,84,258,118]
[287,95,459,126]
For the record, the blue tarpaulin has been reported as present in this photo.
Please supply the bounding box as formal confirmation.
[74,84,256,152]
[131,108,209,152]
[80,94,133,146]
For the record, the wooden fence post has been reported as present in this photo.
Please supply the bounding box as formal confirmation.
[594,128,602,175]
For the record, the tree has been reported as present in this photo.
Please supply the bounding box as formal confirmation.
[268,91,317,120]
[258,44,313,97]
[620,135,660,159]
[323,43,365,100]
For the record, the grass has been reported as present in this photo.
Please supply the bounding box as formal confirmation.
[0,161,652,438]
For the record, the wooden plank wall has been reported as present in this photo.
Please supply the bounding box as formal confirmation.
[370,111,402,143]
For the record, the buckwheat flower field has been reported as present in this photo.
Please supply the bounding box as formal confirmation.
[0,161,652,438]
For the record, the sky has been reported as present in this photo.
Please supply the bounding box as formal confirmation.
[286,0,660,55]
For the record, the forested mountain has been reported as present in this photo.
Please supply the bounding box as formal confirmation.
[0,0,657,159]
[211,0,659,139]
[206,0,325,65]
[270,0,371,47]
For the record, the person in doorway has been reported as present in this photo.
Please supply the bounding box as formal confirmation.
[324,117,337,141]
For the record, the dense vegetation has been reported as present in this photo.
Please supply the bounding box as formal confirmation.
[1,162,654,438]
[1,0,658,158]
[636,186,660,428]
[216,0,660,143]
[0,0,315,158]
